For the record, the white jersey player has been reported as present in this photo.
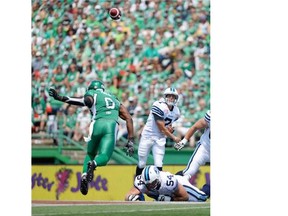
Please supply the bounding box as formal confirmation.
[125,165,209,202]
[135,87,181,176]
[174,110,211,179]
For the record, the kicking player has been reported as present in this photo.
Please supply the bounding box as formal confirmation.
[174,110,210,180]
[125,165,210,202]
[135,87,181,176]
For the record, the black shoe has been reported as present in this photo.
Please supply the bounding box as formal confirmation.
[201,184,210,198]
[86,161,96,183]
[80,175,88,195]
[175,170,183,176]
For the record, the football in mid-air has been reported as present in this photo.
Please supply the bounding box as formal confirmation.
[109,7,121,20]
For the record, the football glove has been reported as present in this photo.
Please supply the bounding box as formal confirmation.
[128,194,140,201]
[125,138,134,157]
[174,138,188,151]
[157,195,172,201]
[49,88,61,100]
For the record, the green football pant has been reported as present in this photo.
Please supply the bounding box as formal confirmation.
[82,119,118,173]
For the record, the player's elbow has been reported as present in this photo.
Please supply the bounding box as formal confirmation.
[84,95,93,108]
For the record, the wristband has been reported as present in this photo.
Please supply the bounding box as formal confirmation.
[182,138,188,145]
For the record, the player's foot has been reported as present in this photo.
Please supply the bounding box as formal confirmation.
[201,184,210,198]
[86,160,96,182]
[80,174,88,195]
[175,170,183,176]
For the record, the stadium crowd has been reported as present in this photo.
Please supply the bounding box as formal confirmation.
[31,0,210,147]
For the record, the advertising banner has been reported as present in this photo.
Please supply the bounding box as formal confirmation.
[32,165,210,201]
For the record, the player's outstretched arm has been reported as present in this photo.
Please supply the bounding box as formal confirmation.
[154,114,181,143]
[174,118,208,151]
[49,87,85,106]
[184,118,208,141]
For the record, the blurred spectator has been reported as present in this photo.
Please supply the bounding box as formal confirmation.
[64,63,81,91]
[71,75,87,97]
[72,106,91,142]
[127,96,137,116]
[32,95,47,133]
[143,41,158,59]
[47,107,67,145]
[194,40,209,71]
[32,51,44,73]
[51,64,66,91]
[120,91,130,108]
[63,105,78,141]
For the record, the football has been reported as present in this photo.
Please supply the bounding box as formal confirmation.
[109,7,121,20]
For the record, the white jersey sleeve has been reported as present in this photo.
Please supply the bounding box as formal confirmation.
[200,110,210,148]
[204,110,210,127]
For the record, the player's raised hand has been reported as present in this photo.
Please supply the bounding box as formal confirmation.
[49,88,59,99]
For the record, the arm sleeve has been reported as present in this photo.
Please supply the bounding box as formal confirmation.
[153,113,164,121]
[204,110,210,127]
[61,96,85,106]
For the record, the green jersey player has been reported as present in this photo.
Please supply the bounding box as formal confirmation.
[49,80,135,195]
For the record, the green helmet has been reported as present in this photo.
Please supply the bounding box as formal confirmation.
[88,80,105,91]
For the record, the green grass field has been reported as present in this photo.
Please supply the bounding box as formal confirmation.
[32,202,210,216]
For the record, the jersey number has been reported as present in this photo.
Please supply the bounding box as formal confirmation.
[164,117,172,126]
[136,175,145,186]
[104,97,115,109]
[166,175,174,186]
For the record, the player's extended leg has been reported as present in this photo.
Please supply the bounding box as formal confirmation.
[176,176,209,202]
[80,123,99,195]
[136,136,153,175]
[185,182,209,202]
[152,138,165,171]
[182,142,208,179]
[87,120,117,180]
[95,132,116,166]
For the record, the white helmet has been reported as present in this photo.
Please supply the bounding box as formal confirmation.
[164,87,179,106]
[141,166,161,190]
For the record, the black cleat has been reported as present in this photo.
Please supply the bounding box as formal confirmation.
[201,184,210,198]
[86,161,96,183]
[175,170,183,176]
[80,175,88,195]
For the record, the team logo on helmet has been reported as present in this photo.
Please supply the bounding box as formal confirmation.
[88,80,105,91]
